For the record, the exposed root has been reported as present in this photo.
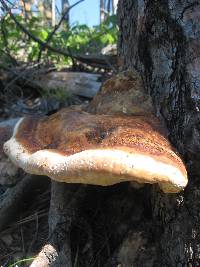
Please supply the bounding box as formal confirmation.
[0,175,49,232]
[31,182,87,267]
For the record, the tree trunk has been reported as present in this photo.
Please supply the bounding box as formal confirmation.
[51,0,55,27]
[118,0,200,266]
[61,0,69,25]
[38,0,45,22]
[100,0,105,23]
[112,0,118,14]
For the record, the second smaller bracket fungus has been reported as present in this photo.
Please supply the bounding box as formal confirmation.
[3,107,188,193]
[88,70,154,116]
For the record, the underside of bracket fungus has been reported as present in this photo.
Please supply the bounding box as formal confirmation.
[3,107,187,193]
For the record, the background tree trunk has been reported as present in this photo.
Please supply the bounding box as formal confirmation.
[100,0,106,23]
[112,0,118,14]
[61,0,69,25]
[118,0,200,266]
[51,0,55,27]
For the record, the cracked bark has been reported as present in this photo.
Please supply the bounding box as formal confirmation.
[118,0,200,266]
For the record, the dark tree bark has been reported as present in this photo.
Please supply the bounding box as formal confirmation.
[118,0,200,266]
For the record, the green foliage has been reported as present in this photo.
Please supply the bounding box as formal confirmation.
[0,14,118,66]
[8,257,35,267]
[42,87,72,103]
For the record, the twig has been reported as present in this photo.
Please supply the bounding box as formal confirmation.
[0,175,48,232]
[0,17,18,65]
[0,0,75,58]
[0,48,18,66]
[55,5,60,16]
[46,0,84,44]
[0,0,112,69]
[4,0,16,8]
[104,56,117,73]
[37,0,84,61]
[3,62,43,94]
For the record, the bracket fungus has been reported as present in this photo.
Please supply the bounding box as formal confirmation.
[88,70,154,116]
[3,107,187,193]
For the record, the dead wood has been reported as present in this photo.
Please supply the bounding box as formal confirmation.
[0,175,49,232]
[35,71,101,98]
[30,183,87,267]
